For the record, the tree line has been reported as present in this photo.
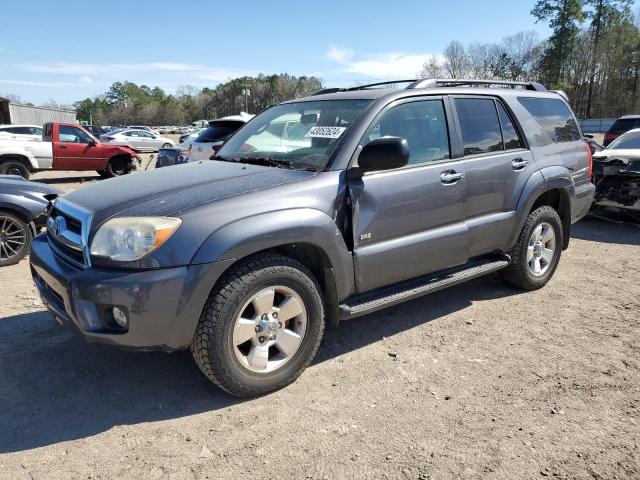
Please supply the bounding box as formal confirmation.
[73,75,322,126]
[421,0,640,118]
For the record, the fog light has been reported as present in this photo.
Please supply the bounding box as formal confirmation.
[111,307,128,328]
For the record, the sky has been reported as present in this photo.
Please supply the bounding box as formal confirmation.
[0,0,557,105]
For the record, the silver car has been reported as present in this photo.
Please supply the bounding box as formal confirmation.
[100,129,175,152]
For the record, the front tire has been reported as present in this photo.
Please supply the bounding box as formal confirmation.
[191,254,325,397]
[161,143,173,148]
[0,161,30,180]
[501,205,563,290]
[0,212,32,267]
[104,156,133,178]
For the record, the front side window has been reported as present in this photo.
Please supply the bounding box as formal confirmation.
[58,125,93,143]
[518,97,581,143]
[455,98,503,155]
[362,99,450,165]
[218,100,372,171]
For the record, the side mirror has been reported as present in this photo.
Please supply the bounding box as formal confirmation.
[358,137,409,172]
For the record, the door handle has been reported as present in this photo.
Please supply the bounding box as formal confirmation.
[440,170,464,184]
[512,158,529,170]
[59,145,67,149]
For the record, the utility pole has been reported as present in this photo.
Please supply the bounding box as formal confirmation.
[241,83,250,113]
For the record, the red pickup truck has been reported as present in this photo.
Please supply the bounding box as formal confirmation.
[0,122,140,180]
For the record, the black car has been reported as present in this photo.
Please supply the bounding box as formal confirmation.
[0,175,60,266]
[83,125,106,137]
[603,115,640,146]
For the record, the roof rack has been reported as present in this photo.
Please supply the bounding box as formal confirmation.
[406,78,547,92]
[312,78,547,96]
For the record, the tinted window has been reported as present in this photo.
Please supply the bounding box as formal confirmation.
[518,97,581,143]
[455,98,503,155]
[607,131,640,150]
[608,118,639,134]
[196,122,243,142]
[496,102,523,150]
[58,125,93,143]
[363,99,450,165]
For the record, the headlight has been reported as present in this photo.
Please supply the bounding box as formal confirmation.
[90,217,182,262]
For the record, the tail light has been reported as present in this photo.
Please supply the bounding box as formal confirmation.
[584,140,593,178]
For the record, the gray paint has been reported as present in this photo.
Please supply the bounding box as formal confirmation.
[30,85,595,350]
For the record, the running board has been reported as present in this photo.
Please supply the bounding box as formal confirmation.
[339,255,510,320]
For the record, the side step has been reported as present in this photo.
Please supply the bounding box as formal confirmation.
[339,255,510,320]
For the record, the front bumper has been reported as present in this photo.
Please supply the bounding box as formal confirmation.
[30,233,234,351]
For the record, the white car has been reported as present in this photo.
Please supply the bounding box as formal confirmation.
[127,125,160,135]
[594,127,640,160]
[0,124,43,142]
[175,113,253,162]
[100,129,175,152]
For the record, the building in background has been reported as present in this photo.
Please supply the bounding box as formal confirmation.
[0,98,77,125]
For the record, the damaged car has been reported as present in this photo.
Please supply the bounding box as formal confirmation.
[592,128,640,218]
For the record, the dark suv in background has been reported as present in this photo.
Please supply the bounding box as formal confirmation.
[30,79,594,397]
[604,115,640,146]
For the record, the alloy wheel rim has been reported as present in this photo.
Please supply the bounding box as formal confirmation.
[232,285,307,373]
[0,215,27,261]
[527,222,556,276]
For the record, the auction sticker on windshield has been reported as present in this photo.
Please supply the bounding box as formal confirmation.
[305,126,346,139]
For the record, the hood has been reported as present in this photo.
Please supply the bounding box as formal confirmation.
[0,175,60,195]
[63,161,316,228]
[594,149,640,161]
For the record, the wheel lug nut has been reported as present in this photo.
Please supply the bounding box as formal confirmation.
[255,325,260,332]
[278,322,282,329]
[269,334,276,340]
[259,336,266,343]
[273,312,278,318]
[261,314,268,320]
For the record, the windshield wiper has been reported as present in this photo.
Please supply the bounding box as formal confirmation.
[234,156,294,169]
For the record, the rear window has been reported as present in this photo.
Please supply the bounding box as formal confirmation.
[196,122,243,143]
[608,118,640,134]
[455,98,504,155]
[518,97,581,143]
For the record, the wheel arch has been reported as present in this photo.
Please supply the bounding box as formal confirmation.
[0,154,35,171]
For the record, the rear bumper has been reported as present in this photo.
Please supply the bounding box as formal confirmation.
[29,233,234,351]
[572,181,596,224]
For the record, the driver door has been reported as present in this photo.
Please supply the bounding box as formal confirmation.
[53,125,108,170]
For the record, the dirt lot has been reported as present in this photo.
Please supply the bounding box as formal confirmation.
[1,165,639,480]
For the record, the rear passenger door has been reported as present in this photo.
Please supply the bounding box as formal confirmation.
[351,97,470,293]
[450,96,533,256]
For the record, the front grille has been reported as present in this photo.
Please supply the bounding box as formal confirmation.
[46,199,93,268]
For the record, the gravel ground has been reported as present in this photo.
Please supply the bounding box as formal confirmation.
[0,164,639,480]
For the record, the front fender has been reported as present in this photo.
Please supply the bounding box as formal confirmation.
[191,208,355,299]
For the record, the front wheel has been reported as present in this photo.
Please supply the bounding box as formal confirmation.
[0,212,32,267]
[191,254,325,397]
[104,156,133,178]
[161,143,173,148]
[501,205,563,290]
[0,161,30,180]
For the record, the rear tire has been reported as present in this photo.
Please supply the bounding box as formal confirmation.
[191,254,325,397]
[0,161,30,180]
[161,143,173,148]
[0,211,32,267]
[501,206,563,291]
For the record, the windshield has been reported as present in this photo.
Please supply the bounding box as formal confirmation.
[217,99,372,171]
[608,131,640,150]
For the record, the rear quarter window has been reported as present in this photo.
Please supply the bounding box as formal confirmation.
[609,118,639,134]
[518,97,581,143]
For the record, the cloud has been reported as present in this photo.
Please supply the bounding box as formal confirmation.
[0,79,90,88]
[325,46,440,79]
[325,45,354,63]
[13,62,255,82]
[78,75,93,84]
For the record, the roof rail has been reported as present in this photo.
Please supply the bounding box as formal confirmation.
[407,78,547,92]
[312,80,418,96]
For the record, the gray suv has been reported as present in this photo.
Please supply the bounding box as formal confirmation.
[30,79,595,397]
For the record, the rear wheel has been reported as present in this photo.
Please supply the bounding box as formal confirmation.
[0,161,30,180]
[162,143,173,148]
[191,254,325,397]
[501,206,563,290]
[0,212,32,266]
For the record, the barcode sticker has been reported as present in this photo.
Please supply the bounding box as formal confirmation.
[304,126,346,139]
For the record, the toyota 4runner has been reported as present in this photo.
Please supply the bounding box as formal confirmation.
[30,79,595,397]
